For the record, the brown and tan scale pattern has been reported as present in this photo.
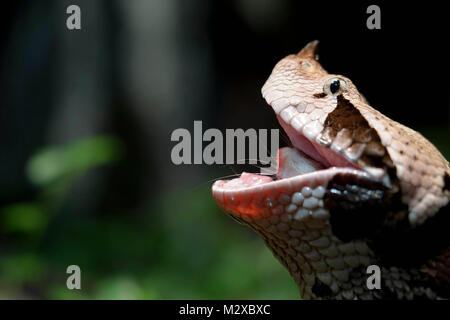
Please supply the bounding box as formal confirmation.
[213,41,449,299]
[262,41,449,226]
[352,104,449,225]
[226,182,375,299]
[316,96,395,187]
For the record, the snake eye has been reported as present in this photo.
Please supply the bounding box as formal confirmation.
[324,77,347,96]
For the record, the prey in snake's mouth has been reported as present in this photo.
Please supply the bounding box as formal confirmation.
[211,41,450,300]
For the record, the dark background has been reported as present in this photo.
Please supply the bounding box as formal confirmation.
[0,1,448,299]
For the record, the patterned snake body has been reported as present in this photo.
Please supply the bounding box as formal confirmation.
[212,41,450,299]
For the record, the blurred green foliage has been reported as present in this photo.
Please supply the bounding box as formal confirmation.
[1,203,47,234]
[27,136,123,187]
[0,135,297,299]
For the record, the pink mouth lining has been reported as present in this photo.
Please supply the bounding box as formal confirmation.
[215,118,361,193]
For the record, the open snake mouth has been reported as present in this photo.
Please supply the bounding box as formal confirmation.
[212,41,394,218]
[212,103,371,217]
[211,41,450,300]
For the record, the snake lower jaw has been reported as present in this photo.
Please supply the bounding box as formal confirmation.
[212,41,450,299]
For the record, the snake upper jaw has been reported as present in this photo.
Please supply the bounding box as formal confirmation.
[212,41,450,299]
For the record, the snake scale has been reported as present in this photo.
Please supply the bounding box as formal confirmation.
[212,41,450,300]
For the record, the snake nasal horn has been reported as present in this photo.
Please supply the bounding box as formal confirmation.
[298,40,319,60]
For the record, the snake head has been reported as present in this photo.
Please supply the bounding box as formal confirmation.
[212,41,450,299]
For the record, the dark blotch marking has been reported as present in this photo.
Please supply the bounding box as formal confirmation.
[325,172,394,242]
[324,96,372,131]
[322,97,450,273]
[322,96,397,178]
[372,203,450,268]
[313,92,327,99]
[312,278,332,298]
[326,171,450,271]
